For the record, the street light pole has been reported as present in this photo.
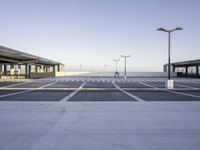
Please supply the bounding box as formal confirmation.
[113,59,120,77]
[121,55,130,79]
[80,64,82,71]
[168,32,171,80]
[157,27,182,88]
[104,64,107,72]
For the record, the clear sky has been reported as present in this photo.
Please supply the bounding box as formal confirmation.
[0,0,200,72]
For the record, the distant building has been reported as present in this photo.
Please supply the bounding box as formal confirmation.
[163,59,200,78]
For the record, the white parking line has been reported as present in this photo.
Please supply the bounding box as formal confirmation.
[112,81,145,102]
[175,83,198,90]
[0,81,32,88]
[165,90,200,98]
[138,81,158,89]
[0,90,34,98]
[141,81,200,98]
[60,82,86,102]
[38,81,58,88]
[0,81,58,98]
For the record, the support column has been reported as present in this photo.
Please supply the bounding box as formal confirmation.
[53,65,55,73]
[0,65,2,74]
[196,66,199,75]
[43,66,45,72]
[35,65,38,73]
[18,65,21,75]
[29,65,31,77]
[10,64,14,75]
[185,66,188,76]
[172,65,176,72]
[57,64,60,72]
[25,64,28,77]
[4,65,7,75]
[53,65,56,76]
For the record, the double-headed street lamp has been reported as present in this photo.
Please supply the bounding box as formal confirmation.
[157,27,182,88]
[121,55,130,79]
[113,59,120,77]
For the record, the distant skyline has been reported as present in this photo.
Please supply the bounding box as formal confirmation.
[0,0,200,72]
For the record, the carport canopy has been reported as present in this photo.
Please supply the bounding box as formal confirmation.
[0,45,60,65]
[172,59,200,67]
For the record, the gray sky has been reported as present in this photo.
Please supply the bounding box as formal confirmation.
[0,0,200,72]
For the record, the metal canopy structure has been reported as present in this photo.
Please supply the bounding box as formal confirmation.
[172,59,200,67]
[0,45,60,65]
[0,45,64,79]
[164,59,200,78]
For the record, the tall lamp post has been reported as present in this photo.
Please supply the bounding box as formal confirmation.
[113,59,120,77]
[121,55,130,79]
[104,64,107,72]
[80,64,82,71]
[157,27,182,89]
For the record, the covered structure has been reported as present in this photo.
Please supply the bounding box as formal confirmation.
[163,59,200,78]
[0,45,64,79]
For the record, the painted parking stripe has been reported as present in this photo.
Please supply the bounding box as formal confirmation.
[138,81,158,89]
[0,82,58,98]
[164,89,200,98]
[175,83,198,89]
[0,81,32,88]
[112,81,145,102]
[38,81,58,88]
[0,90,34,98]
[60,82,86,102]
[3,87,197,91]
[142,81,200,98]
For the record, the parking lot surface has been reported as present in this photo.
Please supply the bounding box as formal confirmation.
[0,77,200,150]
[0,77,199,102]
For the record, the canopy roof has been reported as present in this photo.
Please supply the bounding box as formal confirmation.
[172,59,200,67]
[0,45,60,65]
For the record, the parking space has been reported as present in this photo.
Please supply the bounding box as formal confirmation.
[127,90,200,101]
[69,90,136,101]
[174,90,200,96]
[8,82,52,88]
[0,90,73,101]
[0,82,22,87]
[0,90,25,96]
[45,82,83,88]
[176,82,200,88]
[0,77,199,102]
[144,81,189,89]
[115,81,149,88]
[83,82,115,88]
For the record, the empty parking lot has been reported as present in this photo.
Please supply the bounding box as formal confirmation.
[1,77,200,150]
[0,77,199,102]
